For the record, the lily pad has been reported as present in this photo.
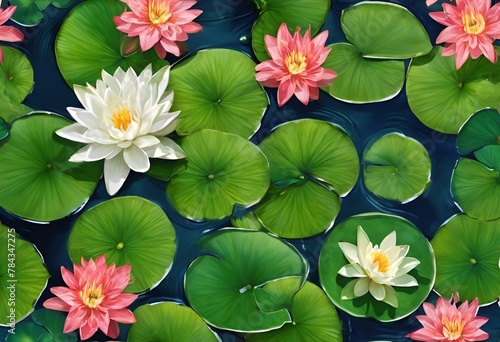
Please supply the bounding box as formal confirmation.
[128,302,221,342]
[0,46,34,103]
[231,211,264,230]
[474,145,500,170]
[245,282,343,342]
[456,108,500,155]
[431,214,500,305]
[322,43,405,103]
[341,1,432,59]
[8,0,51,26]
[0,113,103,222]
[255,119,359,238]
[184,229,308,332]
[4,322,53,342]
[67,196,176,293]
[51,0,75,8]
[0,117,8,140]
[31,309,77,341]
[167,129,270,221]
[363,133,431,203]
[0,224,49,325]
[55,0,168,87]
[451,156,500,221]
[0,92,31,123]
[407,46,500,134]
[251,0,330,62]
[319,213,435,322]
[169,49,268,139]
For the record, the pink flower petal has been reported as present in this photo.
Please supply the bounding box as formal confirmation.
[109,308,136,324]
[0,26,24,42]
[43,297,72,312]
[0,6,16,26]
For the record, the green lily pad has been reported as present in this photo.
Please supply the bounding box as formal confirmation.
[255,119,359,238]
[363,133,431,203]
[55,0,168,87]
[0,117,8,140]
[341,2,431,59]
[407,46,500,134]
[8,0,51,26]
[128,302,221,342]
[251,0,330,62]
[0,46,34,103]
[4,322,53,342]
[431,214,500,305]
[245,281,343,342]
[167,129,270,221]
[50,0,75,8]
[253,276,302,313]
[322,43,405,103]
[451,156,500,221]
[169,49,268,139]
[31,309,77,341]
[475,145,500,170]
[0,113,103,222]
[0,92,31,123]
[67,196,176,293]
[319,213,435,322]
[184,229,308,332]
[456,108,500,155]
[231,211,264,230]
[0,224,49,325]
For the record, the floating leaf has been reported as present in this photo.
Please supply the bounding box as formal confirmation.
[456,108,500,155]
[51,0,75,8]
[8,0,51,26]
[0,46,34,103]
[231,211,264,230]
[30,309,77,341]
[0,117,9,140]
[4,321,53,342]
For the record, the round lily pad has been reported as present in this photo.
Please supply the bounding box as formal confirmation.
[184,229,308,332]
[322,43,405,103]
[451,154,500,221]
[169,49,268,139]
[55,0,168,87]
[340,1,432,59]
[407,46,500,134]
[456,108,500,155]
[319,213,435,322]
[0,117,8,140]
[128,302,221,342]
[0,46,34,103]
[0,224,49,325]
[245,281,343,342]
[363,133,431,203]
[67,196,176,293]
[167,129,270,221]
[231,211,264,230]
[9,0,51,26]
[0,113,103,222]
[255,119,359,238]
[251,0,330,62]
[431,214,500,305]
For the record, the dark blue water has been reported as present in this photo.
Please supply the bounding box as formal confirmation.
[1,0,499,341]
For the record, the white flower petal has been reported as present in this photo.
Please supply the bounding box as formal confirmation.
[86,144,121,161]
[123,145,150,172]
[340,279,359,300]
[83,129,117,145]
[149,116,180,136]
[73,85,93,110]
[117,140,133,149]
[69,145,91,162]
[56,123,92,143]
[143,137,185,159]
[338,264,367,278]
[338,242,360,264]
[382,285,398,308]
[380,230,397,251]
[357,226,370,265]
[134,135,160,148]
[369,281,386,301]
[104,153,130,196]
[395,257,420,277]
[354,277,370,297]
[151,65,171,99]
[389,274,418,287]
[67,107,99,129]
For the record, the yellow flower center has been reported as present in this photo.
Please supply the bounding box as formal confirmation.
[370,250,391,273]
[80,282,104,309]
[442,317,465,340]
[462,11,486,35]
[148,0,172,25]
[111,106,133,131]
[285,50,307,75]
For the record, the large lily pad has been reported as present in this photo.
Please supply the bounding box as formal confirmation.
[251,0,330,62]
[128,302,221,342]
[255,119,359,238]
[431,214,500,305]
[67,196,176,293]
[184,229,308,332]
[167,129,270,221]
[341,1,432,59]
[363,133,431,203]
[407,46,500,134]
[55,0,168,87]
[0,46,34,104]
[456,108,500,155]
[322,43,405,103]
[0,113,102,222]
[169,49,268,139]
[319,213,435,322]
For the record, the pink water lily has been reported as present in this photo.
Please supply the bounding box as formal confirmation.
[255,23,337,107]
[0,6,24,63]
[43,255,138,340]
[407,295,489,341]
[114,0,202,59]
[429,0,500,69]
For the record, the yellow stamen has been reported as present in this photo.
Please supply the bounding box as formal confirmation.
[442,317,465,340]
[148,0,172,25]
[80,282,104,309]
[370,250,391,273]
[111,106,132,131]
[285,50,307,75]
[462,11,486,35]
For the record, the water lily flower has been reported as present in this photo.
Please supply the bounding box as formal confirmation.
[255,22,337,107]
[337,226,420,308]
[0,6,24,63]
[429,0,500,69]
[43,255,138,340]
[114,0,202,59]
[407,295,489,341]
[56,64,185,196]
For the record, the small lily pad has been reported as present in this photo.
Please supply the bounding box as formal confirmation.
[4,321,53,342]
[8,0,51,26]
[51,0,76,8]
[0,46,34,103]
[456,108,500,155]
[231,211,264,230]
[0,117,9,140]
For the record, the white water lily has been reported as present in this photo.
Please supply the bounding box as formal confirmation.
[337,226,420,308]
[56,64,185,196]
